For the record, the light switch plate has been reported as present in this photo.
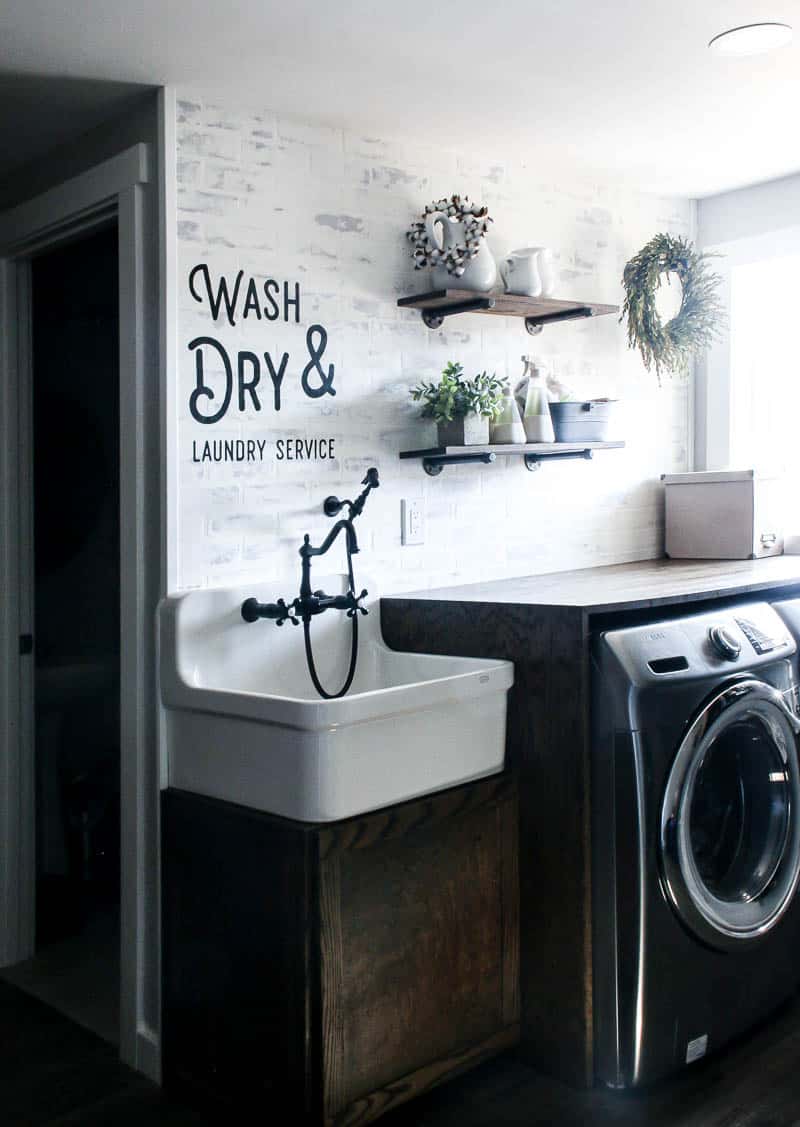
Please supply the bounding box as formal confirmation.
[401,498,425,546]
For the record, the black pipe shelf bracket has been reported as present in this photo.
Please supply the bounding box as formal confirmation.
[523,447,594,472]
[421,296,495,329]
[420,451,496,477]
[397,289,619,335]
[523,306,595,336]
[400,442,624,476]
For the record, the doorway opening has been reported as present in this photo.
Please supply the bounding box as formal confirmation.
[1,225,121,1044]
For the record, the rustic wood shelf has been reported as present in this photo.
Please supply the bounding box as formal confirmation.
[399,441,625,475]
[397,289,619,334]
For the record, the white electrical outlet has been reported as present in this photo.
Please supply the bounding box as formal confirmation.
[401,498,425,546]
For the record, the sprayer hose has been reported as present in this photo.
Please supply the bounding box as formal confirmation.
[303,611,358,700]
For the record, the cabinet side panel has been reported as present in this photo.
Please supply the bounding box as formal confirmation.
[381,600,593,1087]
[161,790,313,1114]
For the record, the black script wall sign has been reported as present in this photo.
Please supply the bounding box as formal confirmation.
[186,264,337,425]
[189,264,300,327]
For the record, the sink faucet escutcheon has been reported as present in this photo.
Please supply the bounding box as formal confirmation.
[240,468,380,699]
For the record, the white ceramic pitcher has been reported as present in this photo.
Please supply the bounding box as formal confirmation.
[500,247,556,297]
[425,211,498,293]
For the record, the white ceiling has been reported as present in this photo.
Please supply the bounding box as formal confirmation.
[1,0,799,198]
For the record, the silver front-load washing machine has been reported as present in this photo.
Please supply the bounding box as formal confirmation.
[592,601,800,1089]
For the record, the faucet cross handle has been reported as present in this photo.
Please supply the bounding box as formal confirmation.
[274,598,299,627]
[346,589,369,618]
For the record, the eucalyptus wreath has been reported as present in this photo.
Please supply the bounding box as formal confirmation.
[406,195,493,277]
[621,233,724,384]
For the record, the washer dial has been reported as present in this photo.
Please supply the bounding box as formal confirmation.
[708,625,742,661]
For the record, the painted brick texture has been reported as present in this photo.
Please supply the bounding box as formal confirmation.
[174,92,693,595]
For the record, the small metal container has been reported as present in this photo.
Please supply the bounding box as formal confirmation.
[662,469,785,560]
[549,399,616,443]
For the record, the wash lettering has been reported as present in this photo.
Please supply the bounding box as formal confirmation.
[189,264,301,327]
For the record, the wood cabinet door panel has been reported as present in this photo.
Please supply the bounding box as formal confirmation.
[320,791,518,1116]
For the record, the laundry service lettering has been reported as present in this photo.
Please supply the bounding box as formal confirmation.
[186,264,339,465]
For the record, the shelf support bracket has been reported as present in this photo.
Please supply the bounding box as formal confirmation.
[421,296,496,329]
[524,306,594,336]
[524,448,594,472]
[422,451,497,476]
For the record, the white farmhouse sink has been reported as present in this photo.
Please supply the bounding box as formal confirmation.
[158,575,513,822]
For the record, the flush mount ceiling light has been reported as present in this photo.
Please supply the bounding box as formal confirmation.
[708,21,793,56]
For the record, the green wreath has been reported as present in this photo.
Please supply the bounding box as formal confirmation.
[621,233,724,384]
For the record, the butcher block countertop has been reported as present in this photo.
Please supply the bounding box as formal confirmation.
[382,556,800,617]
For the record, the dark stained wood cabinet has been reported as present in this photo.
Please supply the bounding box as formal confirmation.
[380,557,800,1088]
[382,598,591,1086]
[162,773,519,1126]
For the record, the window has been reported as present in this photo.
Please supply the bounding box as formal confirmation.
[729,252,800,474]
[696,225,800,496]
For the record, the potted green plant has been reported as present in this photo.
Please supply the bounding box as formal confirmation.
[411,362,504,446]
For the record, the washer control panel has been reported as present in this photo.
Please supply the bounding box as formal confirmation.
[598,601,795,684]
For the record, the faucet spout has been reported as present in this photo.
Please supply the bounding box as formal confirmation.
[299,518,357,604]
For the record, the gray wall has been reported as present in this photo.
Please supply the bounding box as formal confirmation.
[698,172,800,249]
[0,91,159,210]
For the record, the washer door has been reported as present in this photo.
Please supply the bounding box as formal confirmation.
[660,678,800,950]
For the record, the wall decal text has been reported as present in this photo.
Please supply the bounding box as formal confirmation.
[192,438,268,463]
[189,437,337,464]
[276,438,336,461]
[189,264,300,327]
[186,264,337,425]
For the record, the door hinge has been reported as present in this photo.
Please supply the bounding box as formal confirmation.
[19,634,33,655]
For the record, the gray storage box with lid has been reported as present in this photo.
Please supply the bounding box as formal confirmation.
[661,470,784,560]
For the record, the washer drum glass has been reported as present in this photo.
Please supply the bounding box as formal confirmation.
[660,680,800,949]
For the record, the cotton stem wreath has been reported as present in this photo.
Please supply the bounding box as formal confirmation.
[621,233,724,384]
[406,195,493,278]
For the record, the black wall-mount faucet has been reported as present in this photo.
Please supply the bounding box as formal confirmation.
[240,468,380,699]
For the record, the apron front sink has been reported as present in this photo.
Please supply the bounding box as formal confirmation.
[158,576,513,822]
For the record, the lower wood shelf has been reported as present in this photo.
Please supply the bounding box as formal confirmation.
[399,441,625,475]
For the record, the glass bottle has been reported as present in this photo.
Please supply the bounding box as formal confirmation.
[516,356,554,443]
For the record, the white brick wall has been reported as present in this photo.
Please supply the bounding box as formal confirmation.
[173,92,694,595]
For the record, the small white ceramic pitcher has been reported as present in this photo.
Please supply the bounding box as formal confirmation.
[425,211,498,293]
[500,247,556,297]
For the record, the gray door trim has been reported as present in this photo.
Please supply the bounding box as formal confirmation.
[0,141,161,1081]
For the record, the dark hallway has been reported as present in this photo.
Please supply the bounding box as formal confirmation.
[2,225,121,1045]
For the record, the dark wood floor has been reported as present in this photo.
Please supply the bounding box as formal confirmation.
[5,979,800,1125]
